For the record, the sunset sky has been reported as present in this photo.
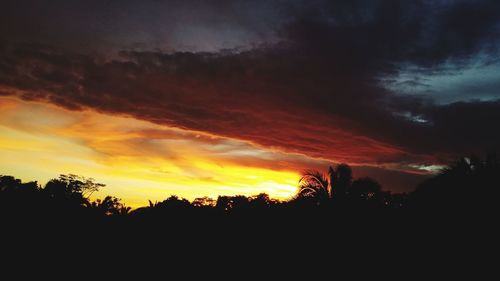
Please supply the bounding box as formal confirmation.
[2,0,500,207]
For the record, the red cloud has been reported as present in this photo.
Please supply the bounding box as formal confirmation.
[0,43,498,171]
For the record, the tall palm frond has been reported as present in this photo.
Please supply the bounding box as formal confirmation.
[297,170,330,201]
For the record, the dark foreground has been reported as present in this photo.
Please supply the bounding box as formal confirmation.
[1,155,499,265]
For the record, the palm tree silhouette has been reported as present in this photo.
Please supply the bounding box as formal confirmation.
[297,169,330,203]
[297,164,353,204]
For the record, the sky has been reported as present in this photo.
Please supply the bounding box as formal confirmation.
[1,0,500,207]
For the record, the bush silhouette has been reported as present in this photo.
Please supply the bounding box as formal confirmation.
[1,154,498,230]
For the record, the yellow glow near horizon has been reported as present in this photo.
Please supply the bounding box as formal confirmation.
[0,97,303,208]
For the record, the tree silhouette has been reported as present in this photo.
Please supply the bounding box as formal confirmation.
[192,196,216,208]
[297,169,330,204]
[332,164,352,201]
[249,193,277,209]
[0,175,40,213]
[215,195,232,211]
[43,174,105,208]
[350,177,385,208]
[350,178,381,200]
[160,195,191,208]
[410,153,500,212]
[297,163,353,204]
[0,175,39,195]
[57,174,105,198]
[2,153,499,229]
[91,196,129,215]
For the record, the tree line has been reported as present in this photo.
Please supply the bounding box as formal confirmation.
[1,154,499,222]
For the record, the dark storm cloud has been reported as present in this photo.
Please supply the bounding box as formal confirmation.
[0,0,286,52]
[1,0,500,169]
[385,57,500,104]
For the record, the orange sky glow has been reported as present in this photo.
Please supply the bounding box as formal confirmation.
[0,97,331,207]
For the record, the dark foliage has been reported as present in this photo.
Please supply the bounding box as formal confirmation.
[1,155,499,244]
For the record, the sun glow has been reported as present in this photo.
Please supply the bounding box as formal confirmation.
[0,97,300,207]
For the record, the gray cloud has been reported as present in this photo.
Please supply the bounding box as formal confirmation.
[1,0,500,171]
